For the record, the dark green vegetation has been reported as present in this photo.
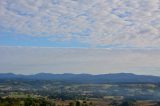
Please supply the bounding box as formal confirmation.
[0,97,55,106]
[0,97,160,106]
[1,73,160,106]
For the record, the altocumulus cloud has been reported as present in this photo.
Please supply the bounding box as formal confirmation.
[0,0,160,48]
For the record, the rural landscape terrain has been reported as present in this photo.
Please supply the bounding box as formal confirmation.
[1,73,160,106]
[0,0,160,106]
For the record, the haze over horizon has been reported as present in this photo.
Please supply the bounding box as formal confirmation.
[0,0,160,75]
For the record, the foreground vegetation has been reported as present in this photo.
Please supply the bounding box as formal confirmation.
[1,78,160,106]
[0,97,55,106]
[0,96,160,106]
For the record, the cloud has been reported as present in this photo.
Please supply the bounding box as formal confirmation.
[0,0,160,48]
[0,46,160,75]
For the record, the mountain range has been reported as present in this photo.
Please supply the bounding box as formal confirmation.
[0,73,160,84]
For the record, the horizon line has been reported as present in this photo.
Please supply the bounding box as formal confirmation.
[0,72,159,77]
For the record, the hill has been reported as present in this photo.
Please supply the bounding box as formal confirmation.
[0,73,160,84]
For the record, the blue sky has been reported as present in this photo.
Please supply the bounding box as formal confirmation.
[0,31,90,48]
[0,0,160,75]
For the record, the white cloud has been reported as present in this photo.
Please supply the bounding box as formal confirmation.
[0,0,160,48]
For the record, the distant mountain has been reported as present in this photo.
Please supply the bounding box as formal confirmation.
[0,73,160,84]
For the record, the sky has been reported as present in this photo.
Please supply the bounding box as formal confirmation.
[0,0,160,75]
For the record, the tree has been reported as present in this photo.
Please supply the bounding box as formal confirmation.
[120,100,136,106]
[76,101,81,106]
[69,102,75,106]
